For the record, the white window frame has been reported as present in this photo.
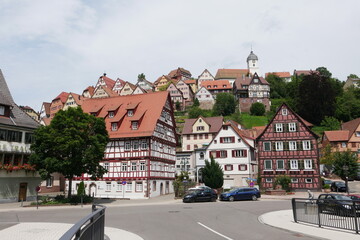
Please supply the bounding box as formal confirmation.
[288,122,296,132]
[131,162,137,171]
[108,111,115,118]
[356,131,360,137]
[197,126,204,131]
[225,164,233,171]
[46,177,54,187]
[305,178,313,183]
[289,141,297,151]
[291,178,298,183]
[341,142,347,148]
[125,142,131,151]
[276,160,285,170]
[132,121,138,130]
[128,110,133,117]
[140,162,146,171]
[121,162,127,171]
[104,162,109,171]
[265,178,273,183]
[0,106,5,115]
[136,182,143,192]
[275,123,283,132]
[303,140,311,150]
[304,159,312,169]
[275,142,283,151]
[264,160,272,170]
[290,160,298,170]
[126,182,132,191]
[141,140,148,149]
[111,123,117,131]
[263,142,271,151]
[133,141,139,150]
[106,182,111,191]
[116,182,122,191]
[282,109,288,115]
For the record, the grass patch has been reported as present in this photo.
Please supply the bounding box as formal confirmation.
[240,113,268,129]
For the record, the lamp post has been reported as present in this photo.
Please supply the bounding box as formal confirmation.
[343,165,349,195]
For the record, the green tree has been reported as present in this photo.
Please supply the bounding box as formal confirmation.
[266,74,287,99]
[320,116,341,131]
[213,92,236,116]
[347,74,359,79]
[297,72,337,125]
[332,150,359,181]
[250,102,265,116]
[316,66,332,79]
[202,156,224,189]
[335,86,360,122]
[320,144,335,172]
[193,98,200,107]
[274,175,291,192]
[77,181,85,196]
[137,73,146,80]
[30,107,109,198]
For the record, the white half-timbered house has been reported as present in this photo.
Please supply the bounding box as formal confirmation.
[71,91,177,199]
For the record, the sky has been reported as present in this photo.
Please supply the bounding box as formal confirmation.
[0,0,359,111]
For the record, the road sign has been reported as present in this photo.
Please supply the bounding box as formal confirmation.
[122,181,127,185]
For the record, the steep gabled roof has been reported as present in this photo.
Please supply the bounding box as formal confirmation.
[256,102,318,140]
[182,116,223,135]
[168,67,191,78]
[53,92,70,103]
[83,86,95,97]
[323,130,350,142]
[234,73,269,90]
[198,69,215,79]
[201,80,232,90]
[42,102,51,115]
[215,69,248,80]
[342,117,360,139]
[100,75,116,89]
[81,91,171,138]
[154,75,172,85]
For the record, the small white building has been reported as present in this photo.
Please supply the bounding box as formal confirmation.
[195,87,215,110]
[206,121,257,189]
[197,69,215,89]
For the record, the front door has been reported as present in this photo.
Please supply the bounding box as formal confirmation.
[18,183,27,202]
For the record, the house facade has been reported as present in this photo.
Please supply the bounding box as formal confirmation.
[206,121,256,189]
[92,85,118,99]
[112,78,126,94]
[167,83,185,110]
[49,92,69,119]
[119,82,136,96]
[175,151,196,180]
[19,106,39,122]
[168,67,192,81]
[215,69,248,87]
[154,75,172,91]
[195,87,215,110]
[343,77,360,89]
[233,73,271,112]
[0,70,41,203]
[176,80,194,106]
[63,92,85,110]
[257,103,321,190]
[197,69,214,89]
[71,91,177,199]
[182,116,223,151]
[200,80,232,98]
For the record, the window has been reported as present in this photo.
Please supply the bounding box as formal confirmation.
[104,162,109,171]
[0,106,5,115]
[341,142,347,148]
[133,141,139,150]
[289,141,297,151]
[219,150,227,158]
[128,110,133,117]
[282,109,288,115]
[220,137,235,143]
[131,162,137,171]
[288,123,296,132]
[304,159,312,169]
[265,178,272,183]
[205,134,208,139]
[356,131,360,137]
[305,178,313,183]
[238,164,247,171]
[194,135,197,140]
[232,150,247,157]
[126,182,132,191]
[153,181,156,191]
[25,133,34,144]
[291,178,298,183]
[106,182,111,191]
[290,160,298,170]
[199,134,203,139]
[225,165,233,171]
[141,140,148,149]
[186,135,190,140]
[46,177,54,187]
[263,142,271,151]
[264,160,272,170]
[116,183,122,191]
[125,142,131,151]
[121,162,127,171]
[140,162,146,171]
[275,142,283,151]
[276,160,284,170]
[136,182,143,192]
[197,126,204,131]
[132,121,138,130]
[303,140,311,150]
[108,111,115,118]
[275,123,283,132]
[199,152,204,159]
[111,123,117,131]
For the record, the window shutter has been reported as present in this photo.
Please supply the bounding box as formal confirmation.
[231,137,235,143]
[310,141,313,150]
[272,142,276,150]
[285,123,289,132]
[299,160,304,170]
[298,141,302,150]
[312,160,315,169]
[284,142,289,151]
[225,151,228,158]
[220,137,223,143]
[216,151,220,158]
[287,160,291,170]
[244,165,248,171]
[232,150,235,157]
[273,124,276,132]
[243,150,247,157]
[295,123,299,132]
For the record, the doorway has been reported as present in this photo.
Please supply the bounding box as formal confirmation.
[18,182,27,202]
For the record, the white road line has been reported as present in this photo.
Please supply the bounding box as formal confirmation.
[197,222,233,240]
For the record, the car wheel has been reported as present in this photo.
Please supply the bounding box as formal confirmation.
[252,195,258,201]
[229,196,234,202]
[211,197,216,202]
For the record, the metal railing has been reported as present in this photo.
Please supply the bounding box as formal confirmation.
[60,204,106,240]
[292,198,360,234]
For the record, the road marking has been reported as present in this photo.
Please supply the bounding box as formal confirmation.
[197,222,233,240]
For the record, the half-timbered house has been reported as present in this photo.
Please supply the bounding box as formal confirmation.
[71,91,177,199]
[256,103,321,190]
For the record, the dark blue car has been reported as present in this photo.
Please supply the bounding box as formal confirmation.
[220,187,261,201]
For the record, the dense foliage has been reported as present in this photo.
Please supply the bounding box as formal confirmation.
[202,156,224,189]
[30,107,109,198]
[332,150,359,180]
[250,102,265,116]
[212,92,236,116]
[274,175,291,192]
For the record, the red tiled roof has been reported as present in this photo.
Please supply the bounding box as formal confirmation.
[41,117,51,126]
[324,130,350,142]
[184,79,196,85]
[83,86,95,97]
[101,75,116,89]
[342,118,360,139]
[294,70,319,76]
[182,116,223,135]
[53,92,70,103]
[215,69,248,79]
[154,75,172,85]
[201,80,232,90]
[42,102,51,115]
[265,72,291,78]
[81,91,170,138]
[234,74,269,90]
[168,68,191,78]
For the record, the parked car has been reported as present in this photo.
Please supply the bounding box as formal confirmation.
[348,194,360,201]
[183,188,217,203]
[317,194,360,216]
[219,188,261,201]
[322,179,333,186]
[330,181,346,192]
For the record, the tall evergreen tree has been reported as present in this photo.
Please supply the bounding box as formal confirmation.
[202,156,224,189]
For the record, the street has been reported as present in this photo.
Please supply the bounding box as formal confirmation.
[0,199,320,240]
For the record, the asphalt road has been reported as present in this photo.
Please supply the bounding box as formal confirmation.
[0,200,320,240]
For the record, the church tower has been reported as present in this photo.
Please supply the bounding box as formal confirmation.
[247,50,260,76]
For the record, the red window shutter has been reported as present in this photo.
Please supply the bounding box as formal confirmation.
[225,151,227,157]
[230,165,233,170]
[220,137,223,143]
[216,151,220,158]
[231,137,235,143]
[245,165,248,171]
[232,150,235,157]
[187,145,190,150]
[243,150,247,157]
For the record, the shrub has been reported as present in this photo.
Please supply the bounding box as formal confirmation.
[77,181,85,196]
[323,184,330,189]
[250,102,265,116]
[274,175,291,192]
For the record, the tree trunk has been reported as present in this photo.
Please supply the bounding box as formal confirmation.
[68,178,73,199]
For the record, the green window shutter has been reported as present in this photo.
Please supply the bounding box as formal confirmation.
[273,124,276,133]
[272,142,276,151]
[299,160,304,170]
[284,142,289,151]
[298,141,303,150]
[285,123,289,132]
[296,123,299,132]
[312,160,315,169]
[287,160,291,170]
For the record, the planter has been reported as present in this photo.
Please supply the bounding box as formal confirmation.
[323,188,331,193]
[265,189,286,195]
[0,170,39,178]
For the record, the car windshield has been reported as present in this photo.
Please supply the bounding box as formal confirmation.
[228,189,240,193]
[335,182,345,186]
[333,195,352,200]
[187,189,201,194]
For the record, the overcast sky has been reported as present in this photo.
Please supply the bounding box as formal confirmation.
[1,0,359,111]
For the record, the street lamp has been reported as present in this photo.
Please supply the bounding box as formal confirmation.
[343,165,349,195]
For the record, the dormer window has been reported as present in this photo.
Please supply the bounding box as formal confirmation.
[128,110,133,117]
[214,85,217,88]
[254,79,258,83]
[282,109,288,115]
[109,111,115,118]
[0,106,5,115]
[111,123,118,131]
[132,121,138,130]
[197,126,204,131]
